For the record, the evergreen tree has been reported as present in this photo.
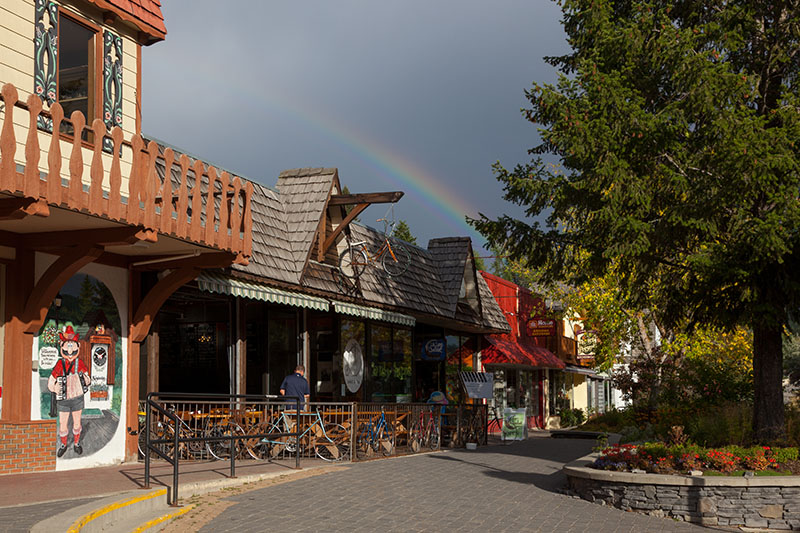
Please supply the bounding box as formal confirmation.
[393,219,417,245]
[470,0,800,441]
[78,275,95,322]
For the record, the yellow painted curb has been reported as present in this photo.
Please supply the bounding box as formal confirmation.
[67,488,168,533]
[131,504,195,533]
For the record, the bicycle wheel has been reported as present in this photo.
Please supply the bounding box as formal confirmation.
[339,247,368,278]
[313,423,351,462]
[408,422,422,453]
[355,422,373,459]
[426,419,440,451]
[381,240,410,277]
[268,420,298,458]
[244,421,271,460]
[376,424,395,457]
[205,421,245,460]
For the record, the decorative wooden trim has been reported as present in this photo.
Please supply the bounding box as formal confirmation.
[0,198,50,221]
[0,84,18,190]
[22,245,105,333]
[130,268,201,343]
[24,95,43,195]
[34,0,58,132]
[102,30,123,135]
[0,82,254,261]
[136,43,142,134]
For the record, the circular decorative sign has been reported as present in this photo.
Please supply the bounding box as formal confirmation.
[342,338,364,393]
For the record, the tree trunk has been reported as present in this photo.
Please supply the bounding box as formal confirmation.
[752,322,785,443]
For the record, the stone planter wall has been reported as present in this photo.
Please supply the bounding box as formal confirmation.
[564,456,800,529]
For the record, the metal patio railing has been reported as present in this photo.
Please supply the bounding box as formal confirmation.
[142,392,302,505]
[138,395,488,504]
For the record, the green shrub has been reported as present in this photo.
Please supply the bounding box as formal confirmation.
[685,402,752,447]
[559,408,585,427]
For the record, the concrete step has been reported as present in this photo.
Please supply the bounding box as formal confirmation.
[31,488,169,533]
[98,500,194,532]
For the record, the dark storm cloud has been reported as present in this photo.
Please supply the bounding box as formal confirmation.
[142,0,569,250]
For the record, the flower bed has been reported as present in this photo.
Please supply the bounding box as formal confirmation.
[593,443,800,475]
[564,450,800,528]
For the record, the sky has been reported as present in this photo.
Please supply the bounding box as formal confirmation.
[141,1,570,256]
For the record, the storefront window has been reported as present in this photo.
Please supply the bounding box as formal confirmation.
[444,334,477,403]
[368,324,411,402]
[310,314,337,400]
[548,370,571,416]
[268,310,298,396]
[413,324,445,401]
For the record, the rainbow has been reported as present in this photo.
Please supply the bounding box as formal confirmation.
[232,83,487,246]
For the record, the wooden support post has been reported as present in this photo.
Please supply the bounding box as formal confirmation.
[125,269,141,460]
[1,249,34,422]
[146,322,159,395]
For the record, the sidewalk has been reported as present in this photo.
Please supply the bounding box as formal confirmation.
[0,457,324,533]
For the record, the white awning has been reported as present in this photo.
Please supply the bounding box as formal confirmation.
[333,301,415,327]
[197,272,330,311]
[564,364,599,376]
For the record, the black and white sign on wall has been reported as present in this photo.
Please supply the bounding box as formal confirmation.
[459,372,494,399]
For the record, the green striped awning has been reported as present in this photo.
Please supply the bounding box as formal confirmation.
[333,301,415,327]
[197,273,330,311]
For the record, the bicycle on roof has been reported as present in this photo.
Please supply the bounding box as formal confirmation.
[339,204,411,279]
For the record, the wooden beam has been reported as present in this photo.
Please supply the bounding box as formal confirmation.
[130,251,236,271]
[22,245,105,333]
[320,203,369,260]
[130,267,201,342]
[22,226,157,248]
[0,197,50,220]
[327,191,403,206]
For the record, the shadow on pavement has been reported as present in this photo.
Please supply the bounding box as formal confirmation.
[117,459,301,489]
[428,436,595,493]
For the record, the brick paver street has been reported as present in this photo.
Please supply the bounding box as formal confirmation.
[0,497,98,533]
[200,437,708,533]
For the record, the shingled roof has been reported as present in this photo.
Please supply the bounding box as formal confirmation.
[276,168,338,279]
[142,143,507,331]
[427,237,471,316]
[231,181,297,284]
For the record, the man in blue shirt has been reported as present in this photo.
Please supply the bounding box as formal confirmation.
[280,365,310,411]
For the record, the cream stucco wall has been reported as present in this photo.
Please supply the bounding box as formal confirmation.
[0,0,140,196]
[30,252,129,471]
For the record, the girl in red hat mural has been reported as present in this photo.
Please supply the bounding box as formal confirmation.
[47,325,91,457]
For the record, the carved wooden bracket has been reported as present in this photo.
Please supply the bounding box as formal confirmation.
[130,267,200,343]
[318,203,368,262]
[22,245,105,333]
[316,190,404,262]
[0,197,50,220]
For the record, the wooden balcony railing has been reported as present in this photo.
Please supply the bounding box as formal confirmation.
[0,82,253,263]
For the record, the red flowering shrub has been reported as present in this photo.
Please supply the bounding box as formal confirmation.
[592,443,800,475]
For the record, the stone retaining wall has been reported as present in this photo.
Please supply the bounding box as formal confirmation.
[564,456,800,529]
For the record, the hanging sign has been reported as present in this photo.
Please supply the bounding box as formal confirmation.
[459,372,493,399]
[343,338,364,393]
[526,318,556,337]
